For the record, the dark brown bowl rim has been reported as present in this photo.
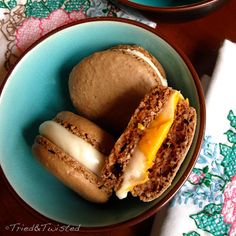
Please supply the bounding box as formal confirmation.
[117,0,227,13]
[0,17,206,232]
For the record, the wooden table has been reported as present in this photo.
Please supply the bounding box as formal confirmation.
[1,0,236,235]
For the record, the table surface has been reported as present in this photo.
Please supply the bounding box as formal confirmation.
[1,0,236,235]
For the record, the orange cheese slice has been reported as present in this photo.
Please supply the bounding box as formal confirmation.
[139,90,182,167]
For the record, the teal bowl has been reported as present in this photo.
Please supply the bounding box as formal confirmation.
[117,0,228,20]
[0,18,205,231]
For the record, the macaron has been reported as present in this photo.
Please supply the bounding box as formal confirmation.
[32,111,115,203]
[102,85,197,202]
[69,45,167,135]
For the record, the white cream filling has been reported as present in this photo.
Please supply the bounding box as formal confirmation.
[39,120,106,176]
[116,146,146,199]
[124,48,168,87]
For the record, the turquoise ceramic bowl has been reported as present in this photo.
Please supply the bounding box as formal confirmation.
[127,0,208,7]
[0,18,205,230]
[123,0,219,8]
[118,0,228,19]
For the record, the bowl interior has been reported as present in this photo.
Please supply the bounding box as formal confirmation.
[0,19,203,227]
[128,0,204,7]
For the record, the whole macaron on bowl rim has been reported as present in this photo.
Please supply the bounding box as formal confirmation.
[117,0,228,19]
[0,17,205,231]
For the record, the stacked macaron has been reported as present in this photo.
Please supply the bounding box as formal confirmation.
[32,111,115,203]
[32,45,196,203]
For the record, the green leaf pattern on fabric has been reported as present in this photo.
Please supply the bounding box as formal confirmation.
[0,0,16,9]
[220,144,236,179]
[190,204,230,235]
[225,130,236,144]
[64,0,90,13]
[183,232,200,236]
[25,0,50,18]
[7,0,16,9]
[228,110,236,129]
[46,0,65,12]
[0,1,7,8]
[23,0,116,18]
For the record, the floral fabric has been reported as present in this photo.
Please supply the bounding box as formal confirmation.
[172,114,236,235]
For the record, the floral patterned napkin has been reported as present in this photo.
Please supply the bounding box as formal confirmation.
[151,40,236,236]
[0,0,155,87]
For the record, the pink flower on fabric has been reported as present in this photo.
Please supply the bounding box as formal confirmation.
[68,10,86,22]
[222,175,236,236]
[41,9,71,36]
[188,172,206,184]
[16,9,86,52]
[16,17,42,52]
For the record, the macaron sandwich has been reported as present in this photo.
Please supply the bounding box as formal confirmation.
[32,111,115,203]
[102,85,197,202]
[69,45,168,135]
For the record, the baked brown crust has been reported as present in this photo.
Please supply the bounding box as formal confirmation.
[32,112,115,203]
[101,85,196,202]
[54,111,115,155]
[111,45,166,81]
[69,45,166,135]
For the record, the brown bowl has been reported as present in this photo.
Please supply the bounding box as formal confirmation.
[0,17,205,231]
[117,0,229,21]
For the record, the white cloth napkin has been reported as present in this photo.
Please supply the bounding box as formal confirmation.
[151,40,236,236]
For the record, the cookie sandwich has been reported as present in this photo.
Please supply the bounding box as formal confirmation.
[32,111,115,203]
[69,45,167,135]
[102,85,197,202]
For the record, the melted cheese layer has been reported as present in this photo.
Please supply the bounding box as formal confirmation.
[39,120,106,176]
[116,91,182,199]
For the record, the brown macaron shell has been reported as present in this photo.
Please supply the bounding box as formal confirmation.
[69,45,166,135]
[111,45,166,82]
[32,137,111,203]
[54,111,115,155]
[32,111,115,203]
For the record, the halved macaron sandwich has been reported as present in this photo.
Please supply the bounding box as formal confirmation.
[102,84,197,202]
[32,111,115,203]
[69,45,167,135]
